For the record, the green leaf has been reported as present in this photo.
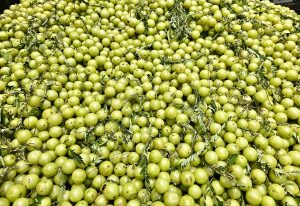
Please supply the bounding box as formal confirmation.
[91,156,103,166]
[213,196,224,206]
[180,142,209,169]
[29,108,42,118]
[293,134,300,144]
[138,141,151,193]
[209,100,218,114]
[226,154,238,168]
[90,137,107,154]
[168,0,192,40]
[0,108,7,125]
[30,195,43,206]
[240,194,246,206]
[69,150,84,165]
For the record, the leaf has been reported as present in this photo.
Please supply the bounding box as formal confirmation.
[93,158,104,166]
[168,0,192,40]
[90,137,107,153]
[0,109,3,124]
[246,164,252,175]
[226,154,238,168]
[293,134,300,144]
[213,196,224,206]
[208,100,218,114]
[57,168,67,186]
[77,0,89,4]
[139,156,151,193]
[30,195,43,206]
[138,141,151,193]
[82,129,96,147]
[57,184,66,203]
[69,150,84,165]
[180,142,209,169]
[210,123,226,144]
[29,108,42,118]
[257,158,272,174]
[240,194,246,206]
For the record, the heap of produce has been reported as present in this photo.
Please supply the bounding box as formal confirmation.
[0,0,300,205]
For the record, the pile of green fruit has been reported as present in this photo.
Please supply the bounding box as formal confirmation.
[0,0,300,205]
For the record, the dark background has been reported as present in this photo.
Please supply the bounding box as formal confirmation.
[0,0,20,13]
[277,1,300,14]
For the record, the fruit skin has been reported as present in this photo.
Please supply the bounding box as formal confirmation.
[103,183,119,200]
[267,184,285,201]
[6,184,26,203]
[69,185,84,203]
[121,183,138,200]
[36,179,53,196]
[245,188,262,205]
[163,191,180,206]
